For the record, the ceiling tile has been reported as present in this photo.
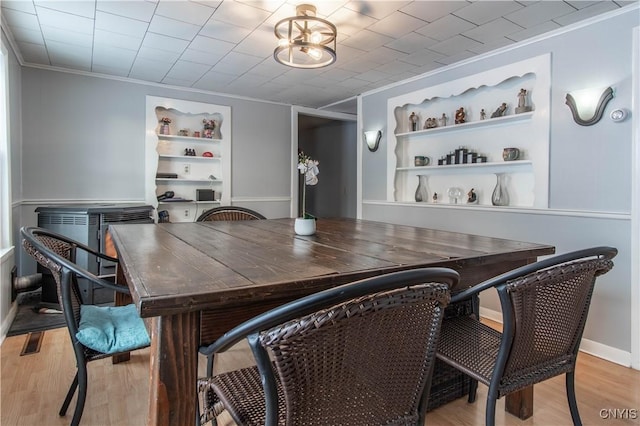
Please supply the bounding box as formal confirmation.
[165,60,212,82]
[94,29,143,50]
[399,1,469,23]
[46,40,92,70]
[1,8,41,31]
[34,1,95,19]
[188,35,236,55]
[467,37,515,55]
[91,63,130,77]
[129,57,173,81]
[552,1,620,26]
[199,19,252,43]
[95,10,149,38]
[374,59,418,75]
[365,46,409,64]
[137,45,183,63]
[505,1,576,28]
[6,26,44,45]
[1,1,37,14]
[399,48,446,66]
[96,0,157,22]
[384,32,438,54]
[232,25,275,58]
[234,0,286,13]
[41,25,93,48]
[341,29,394,51]
[16,41,49,63]
[345,1,411,20]
[210,0,272,30]
[192,70,240,91]
[428,35,484,56]
[92,45,137,69]
[148,15,201,40]
[416,14,477,41]
[328,7,377,37]
[155,0,216,26]
[140,32,190,53]
[210,51,264,75]
[453,1,524,26]
[506,21,561,42]
[462,18,524,43]
[35,6,94,34]
[179,48,225,66]
[367,11,427,38]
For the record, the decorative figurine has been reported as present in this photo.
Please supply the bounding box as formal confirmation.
[409,112,418,131]
[467,188,478,204]
[439,113,447,127]
[515,89,532,114]
[454,107,466,124]
[178,129,189,136]
[424,117,438,129]
[432,192,438,203]
[480,109,486,120]
[491,103,508,118]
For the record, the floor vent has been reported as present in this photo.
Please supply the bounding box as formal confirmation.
[20,331,44,356]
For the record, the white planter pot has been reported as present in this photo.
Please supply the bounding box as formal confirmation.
[294,218,316,236]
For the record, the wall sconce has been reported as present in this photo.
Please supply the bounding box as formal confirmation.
[565,87,613,126]
[364,130,382,152]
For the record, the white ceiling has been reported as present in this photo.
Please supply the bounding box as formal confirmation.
[1,0,635,113]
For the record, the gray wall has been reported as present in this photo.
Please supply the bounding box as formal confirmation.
[360,9,638,360]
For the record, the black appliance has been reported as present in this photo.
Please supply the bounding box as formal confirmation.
[34,204,153,306]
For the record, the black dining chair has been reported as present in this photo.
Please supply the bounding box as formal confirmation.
[436,246,617,426]
[197,267,459,426]
[20,226,151,426]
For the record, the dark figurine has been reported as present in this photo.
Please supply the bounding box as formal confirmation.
[432,192,438,203]
[409,112,418,131]
[491,103,507,118]
[467,188,478,204]
[455,107,466,124]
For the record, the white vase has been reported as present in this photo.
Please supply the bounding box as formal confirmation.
[294,218,316,236]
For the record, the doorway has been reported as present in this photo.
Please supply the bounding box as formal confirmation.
[290,107,357,219]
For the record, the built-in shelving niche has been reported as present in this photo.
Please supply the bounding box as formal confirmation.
[386,54,551,208]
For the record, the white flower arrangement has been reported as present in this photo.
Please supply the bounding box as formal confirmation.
[297,151,319,219]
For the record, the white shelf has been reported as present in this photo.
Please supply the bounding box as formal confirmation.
[157,134,222,143]
[158,154,221,160]
[155,178,223,183]
[397,160,532,174]
[395,111,534,138]
[158,200,220,205]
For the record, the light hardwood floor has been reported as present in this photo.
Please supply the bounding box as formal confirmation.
[1,324,639,426]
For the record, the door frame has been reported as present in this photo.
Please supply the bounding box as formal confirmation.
[290,106,357,218]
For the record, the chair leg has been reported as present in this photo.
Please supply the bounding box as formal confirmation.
[468,378,478,403]
[485,392,497,426]
[70,363,89,426]
[59,371,79,416]
[206,354,215,377]
[566,371,583,426]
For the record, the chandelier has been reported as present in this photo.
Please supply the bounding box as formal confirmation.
[273,4,337,69]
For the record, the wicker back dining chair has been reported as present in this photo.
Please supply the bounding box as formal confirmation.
[196,206,266,222]
[197,267,459,426]
[20,227,150,426]
[436,246,617,426]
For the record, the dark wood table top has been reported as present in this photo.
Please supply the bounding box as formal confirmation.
[110,217,555,318]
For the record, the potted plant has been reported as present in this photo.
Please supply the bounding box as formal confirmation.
[296,151,319,235]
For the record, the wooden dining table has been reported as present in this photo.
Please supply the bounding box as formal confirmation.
[109,217,555,425]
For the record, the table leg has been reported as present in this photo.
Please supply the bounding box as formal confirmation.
[148,312,200,426]
[113,265,133,364]
[505,386,534,420]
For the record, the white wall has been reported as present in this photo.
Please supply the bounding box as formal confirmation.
[360,8,639,366]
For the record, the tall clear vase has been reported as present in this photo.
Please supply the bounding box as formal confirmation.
[415,175,429,202]
[491,173,510,206]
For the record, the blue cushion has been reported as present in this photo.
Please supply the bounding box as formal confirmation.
[76,304,150,354]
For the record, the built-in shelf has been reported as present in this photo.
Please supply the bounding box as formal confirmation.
[157,134,222,143]
[155,178,223,183]
[396,111,533,139]
[158,154,221,161]
[397,160,532,174]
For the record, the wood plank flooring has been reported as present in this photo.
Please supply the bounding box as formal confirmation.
[1,323,638,425]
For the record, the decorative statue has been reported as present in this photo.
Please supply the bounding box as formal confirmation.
[439,113,447,127]
[516,89,532,113]
[424,118,438,129]
[409,112,418,131]
[432,192,438,203]
[480,109,486,120]
[491,103,507,118]
[455,107,466,124]
[467,188,478,204]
